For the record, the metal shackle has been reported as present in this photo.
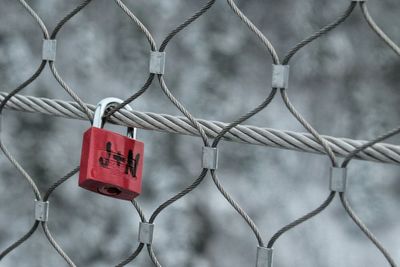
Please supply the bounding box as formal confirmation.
[92,97,136,139]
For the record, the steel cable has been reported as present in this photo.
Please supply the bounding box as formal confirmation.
[226,0,279,64]
[110,1,217,265]
[0,0,399,266]
[17,0,50,39]
[220,2,359,258]
[265,2,358,257]
[0,221,39,260]
[43,166,80,202]
[42,222,76,267]
[159,0,216,52]
[115,200,147,267]
[1,92,399,165]
[266,2,399,265]
[340,193,397,267]
[104,0,159,119]
[342,126,400,168]
[341,1,400,168]
[0,0,49,258]
[332,3,400,266]
[114,0,157,51]
[360,2,400,57]
[0,166,79,264]
[207,90,278,248]
[267,192,336,248]
[282,2,357,64]
[190,0,288,252]
[48,0,94,122]
[144,1,219,264]
[0,0,94,264]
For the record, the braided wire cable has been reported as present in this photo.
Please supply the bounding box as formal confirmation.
[47,23,154,266]
[159,0,216,52]
[40,167,79,265]
[146,0,220,220]
[210,171,265,247]
[147,245,162,267]
[108,0,217,120]
[0,1,94,264]
[0,0,50,200]
[360,2,400,57]
[115,200,147,267]
[132,199,146,222]
[48,0,94,122]
[43,166,80,202]
[144,1,222,264]
[218,2,358,255]
[341,2,400,168]
[0,1,47,257]
[108,1,218,265]
[326,3,400,265]
[0,167,79,264]
[104,0,159,119]
[340,193,397,267]
[0,0,399,265]
[149,169,209,224]
[0,221,39,260]
[265,3,357,254]
[50,0,94,40]
[190,0,298,251]
[0,0,49,256]
[136,201,163,267]
[212,89,277,147]
[342,126,400,168]
[3,89,400,266]
[40,1,95,264]
[282,2,357,64]
[208,90,278,248]
[143,0,278,260]
[17,0,50,39]
[2,92,400,165]
[279,1,356,165]
[41,164,152,267]
[267,192,336,248]
[225,0,279,64]
[116,243,144,267]
[49,63,92,123]
[0,166,79,263]
[157,76,209,146]
[114,0,157,51]
[105,73,155,120]
[42,222,76,267]
[280,89,338,166]
[0,136,41,200]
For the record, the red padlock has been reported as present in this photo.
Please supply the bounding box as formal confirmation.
[79,98,144,200]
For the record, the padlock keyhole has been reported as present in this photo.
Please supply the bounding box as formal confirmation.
[98,186,122,196]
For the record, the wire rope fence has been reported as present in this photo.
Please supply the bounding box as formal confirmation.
[0,0,399,266]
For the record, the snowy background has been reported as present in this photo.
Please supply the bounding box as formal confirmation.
[0,0,399,266]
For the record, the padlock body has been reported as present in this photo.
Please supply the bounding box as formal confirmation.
[79,127,144,200]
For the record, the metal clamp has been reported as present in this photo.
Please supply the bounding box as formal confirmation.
[330,167,347,192]
[35,200,49,222]
[272,65,290,89]
[138,222,154,245]
[149,51,166,74]
[42,39,57,61]
[256,246,273,267]
[202,147,219,170]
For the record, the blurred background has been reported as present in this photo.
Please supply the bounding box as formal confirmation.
[0,0,399,266]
